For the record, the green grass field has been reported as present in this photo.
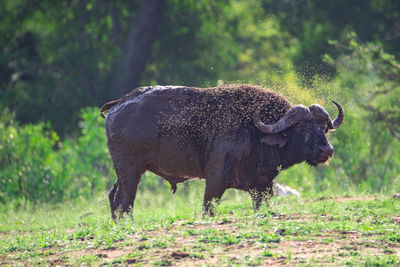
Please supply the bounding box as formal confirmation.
[1,181,400,266]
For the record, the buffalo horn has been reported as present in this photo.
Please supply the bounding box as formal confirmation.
[331,100,344,129]
[308,104,333,129]
[253,105,312,134]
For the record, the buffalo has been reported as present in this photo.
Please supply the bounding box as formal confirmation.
[100,84,343,218]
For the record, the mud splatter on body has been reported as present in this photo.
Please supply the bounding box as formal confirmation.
[156,84,292,144]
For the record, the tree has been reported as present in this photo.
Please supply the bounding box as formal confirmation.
[327,34,400,140]
[262,0,400,84]
[323,33,400,190]
[0,0,165,132]
[111,0,164,97]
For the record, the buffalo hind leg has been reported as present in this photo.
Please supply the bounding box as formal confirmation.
[109,154,144,219]
[203,177,226,217]
[109,182,118,219]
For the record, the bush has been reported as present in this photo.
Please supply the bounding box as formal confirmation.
[0,107,171,208]
[58,107,114,200]
[0,109,62,206]
[321,34,400,193]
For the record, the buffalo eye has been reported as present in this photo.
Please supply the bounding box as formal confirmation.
[318,122,328,133]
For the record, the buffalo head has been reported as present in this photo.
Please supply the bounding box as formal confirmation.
[253,101,344,166]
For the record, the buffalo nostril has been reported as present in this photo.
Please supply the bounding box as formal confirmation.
[319,144,333,157]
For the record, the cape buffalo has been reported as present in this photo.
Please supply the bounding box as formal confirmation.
[100,84,343,218]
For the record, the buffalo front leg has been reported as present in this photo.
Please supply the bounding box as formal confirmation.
[250,189,264,211]
[249,186,273,212]
[203,176,226,217]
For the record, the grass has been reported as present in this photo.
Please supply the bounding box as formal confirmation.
[1,181,400,266]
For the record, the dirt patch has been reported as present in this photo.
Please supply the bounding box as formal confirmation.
[271,213,311,222]
[392,215,400,224]
[323,195,383,202]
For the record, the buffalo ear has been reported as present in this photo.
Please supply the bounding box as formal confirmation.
[260,134,288,148]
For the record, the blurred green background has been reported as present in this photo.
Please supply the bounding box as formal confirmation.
[1,0,399,209]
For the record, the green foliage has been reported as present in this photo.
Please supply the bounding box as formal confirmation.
[322,34,400,192]
[272,34,400,195]
[332,33,400,140]
[0,107,173,207]
[0,108,108,206]
[0,0,313,132]
[0,0,126,133]
[59,107,113,199]
[262,0,400,84]
[142,0,298,89]
[0,109,63,206]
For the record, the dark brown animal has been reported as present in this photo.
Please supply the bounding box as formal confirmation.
[101,84,343,218]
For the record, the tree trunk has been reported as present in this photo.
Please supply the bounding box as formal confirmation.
[112,0,164,97]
